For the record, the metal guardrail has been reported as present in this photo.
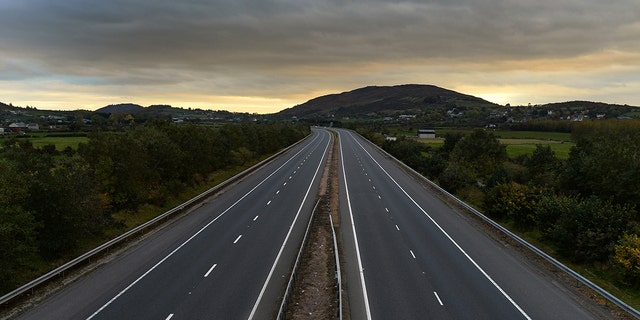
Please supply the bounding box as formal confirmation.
[355,130,640,319]
[329,211,343,320]
[0,136,309,307]
[277,200,321,320]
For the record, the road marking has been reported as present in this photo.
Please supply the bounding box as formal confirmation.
[86,132,324,320]
[165,314,174,320]
[234,235,242,244]
[289,176,292,179]
[372,186,376,190]
[276,190,280,194]
[385,207,389,212]
[395,225,400,231]
[378,195,381,199]
[350,131,532,320]
[334,131,373,320]
[283,182,287,186]
[253,215,259,221]
[434,292,444,306]
[293,170,297,174]
[204,264,218,277]
[267,200,272,206]
[410,250,416,259]
[248,130,332,320]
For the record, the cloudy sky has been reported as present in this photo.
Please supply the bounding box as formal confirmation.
[1,0,639,113]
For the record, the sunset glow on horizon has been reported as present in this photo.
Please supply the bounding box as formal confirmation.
[1,1,638,113]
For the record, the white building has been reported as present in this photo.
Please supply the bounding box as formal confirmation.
[417,129,436,139]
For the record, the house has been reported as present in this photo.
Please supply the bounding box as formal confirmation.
[417,129,436,139]
[8,122,27,132]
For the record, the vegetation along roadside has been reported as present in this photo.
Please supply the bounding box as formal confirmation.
[0,121,309,296]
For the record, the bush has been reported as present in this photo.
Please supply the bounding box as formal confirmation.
[484,182,541,228]
[550,196,634,263]
[614,234,640,285]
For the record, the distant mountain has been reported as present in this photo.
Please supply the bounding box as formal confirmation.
[95,103,145,114]
[277,84,499,118]
[540,100,632,109]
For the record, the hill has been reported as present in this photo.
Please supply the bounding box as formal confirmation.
[95,103,145,114]
[276,84,499,118]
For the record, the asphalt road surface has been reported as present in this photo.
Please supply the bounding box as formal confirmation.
[336,129,602,320]
[17,128,331,320]
[15,127,609,320]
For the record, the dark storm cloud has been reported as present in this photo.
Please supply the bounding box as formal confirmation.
[3,0,637,69]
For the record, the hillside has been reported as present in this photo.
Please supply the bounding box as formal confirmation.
[276,84,499,118]
[95,103,145,114]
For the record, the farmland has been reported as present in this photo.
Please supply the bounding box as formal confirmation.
[410,130,574,159]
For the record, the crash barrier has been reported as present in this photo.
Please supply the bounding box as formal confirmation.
[329,212,343,320]
[277,200,320,320]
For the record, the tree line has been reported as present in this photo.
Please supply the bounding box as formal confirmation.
[361,120,640,287]
[0,121,309,293]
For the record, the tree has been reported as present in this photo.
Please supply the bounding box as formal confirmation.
[484,182,541,228]
[0,160,39,291]
[533,194,574,237]
[440,129,506,191]
[527,144,561,188]
[614,234,640,285]
[550,196,633,263]
[563,121,640,209]
[78,132,148,210]
[27,158,110,258]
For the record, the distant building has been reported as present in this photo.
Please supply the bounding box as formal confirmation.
[417,129,436,139]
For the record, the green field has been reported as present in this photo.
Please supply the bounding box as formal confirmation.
[434,129,572,142]
[413,130,574,159]
[500,139,573,159]
[1,134,88,151]
[28,136,88,150]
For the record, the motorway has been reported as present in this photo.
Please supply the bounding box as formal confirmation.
[336,129,601,319]
[16,127,607,320]
[17,128,331,320]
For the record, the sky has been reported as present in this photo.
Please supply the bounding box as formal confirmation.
[1,0,639,113]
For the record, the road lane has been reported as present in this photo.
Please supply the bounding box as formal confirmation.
[18,128,331,320]
[337,129,600,319]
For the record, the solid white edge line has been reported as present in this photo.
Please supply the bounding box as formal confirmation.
[247,130,331,320]
[86,132,322,320]
[338,131,373,320]
[204,264,217,278]
[349,131,531,320]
